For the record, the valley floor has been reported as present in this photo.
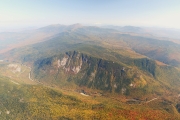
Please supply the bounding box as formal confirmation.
[0,61,180,120]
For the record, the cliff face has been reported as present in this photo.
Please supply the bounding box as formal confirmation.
[32,51,156,94]
[57,51,83,74]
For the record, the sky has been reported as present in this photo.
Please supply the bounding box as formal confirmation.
[0,0,180,31]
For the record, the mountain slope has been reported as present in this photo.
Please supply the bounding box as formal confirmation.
[1,25,180,119]
[1,74,179,120]
[2,26,180,94]
[30,50,180,99]
[119,34,180,67]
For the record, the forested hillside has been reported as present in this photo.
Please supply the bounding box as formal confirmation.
[1,25,180,119]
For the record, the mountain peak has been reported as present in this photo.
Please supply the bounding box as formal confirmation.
[68,23,83,30]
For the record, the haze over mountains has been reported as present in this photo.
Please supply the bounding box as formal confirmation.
[1,24,180,66]
[103,25,180,43]
[1,24,180,119]
[1,24,180,54]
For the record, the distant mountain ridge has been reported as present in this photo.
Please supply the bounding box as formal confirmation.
[103,25,180,40]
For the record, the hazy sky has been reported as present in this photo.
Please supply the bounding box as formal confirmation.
[0,0,180,31]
